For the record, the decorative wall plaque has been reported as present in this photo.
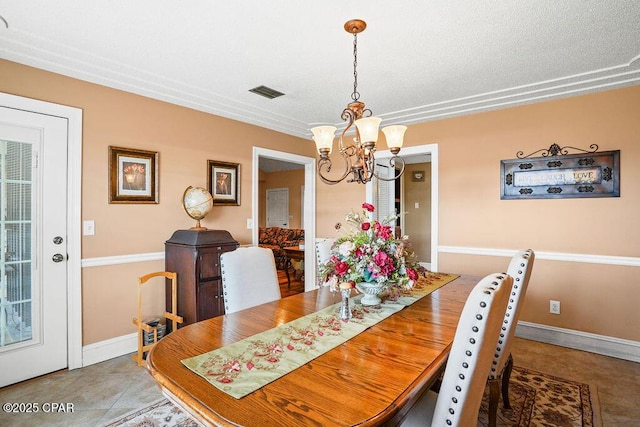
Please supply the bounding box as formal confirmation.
[500,145,620,199]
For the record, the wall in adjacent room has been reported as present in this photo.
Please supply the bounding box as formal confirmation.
[403,163,432,263]
[258,169,305,229]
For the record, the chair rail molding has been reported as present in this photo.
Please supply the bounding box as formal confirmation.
[438,246,640,267]
[81,252,165,268]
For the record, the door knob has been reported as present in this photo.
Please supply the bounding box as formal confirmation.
[52,253,64,263]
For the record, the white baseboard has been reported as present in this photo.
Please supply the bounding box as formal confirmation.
[82,332,137,367]
[515,321,640,363]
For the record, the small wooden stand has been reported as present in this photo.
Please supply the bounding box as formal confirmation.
[132,271,183,367]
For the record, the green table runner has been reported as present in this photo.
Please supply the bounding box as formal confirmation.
[182,272,458,399]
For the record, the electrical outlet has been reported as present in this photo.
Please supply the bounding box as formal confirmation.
[550,300,561,315]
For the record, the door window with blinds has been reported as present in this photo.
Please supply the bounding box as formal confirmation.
[373,164,398,231]
[0,140,33,348]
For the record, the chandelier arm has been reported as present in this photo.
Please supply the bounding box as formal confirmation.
[317,152,352,185]
[360,151,375,183]
[372,156,406,182]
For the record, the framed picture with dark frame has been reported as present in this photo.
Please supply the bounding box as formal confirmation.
[207,160,240,206]
[108,146,159,204]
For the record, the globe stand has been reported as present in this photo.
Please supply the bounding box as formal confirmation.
[191,219,207,231]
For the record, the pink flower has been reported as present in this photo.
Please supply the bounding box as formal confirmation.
[362,203,375,212]
[361,222,371,231]
[373,251,389,266]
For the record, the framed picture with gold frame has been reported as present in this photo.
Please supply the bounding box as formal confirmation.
[207,160,240,206]
[108,146,159,204]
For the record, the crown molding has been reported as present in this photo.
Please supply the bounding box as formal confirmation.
[3,33,639,140]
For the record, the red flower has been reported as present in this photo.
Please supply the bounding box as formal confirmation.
[334,261,350,276]
[373,221,393,239]
[407,268,419,281]
[362,202,375,212]
[361,222,371,231]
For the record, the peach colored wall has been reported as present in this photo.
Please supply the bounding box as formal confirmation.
[316,86,640,342]
[259,169,305,229]
[0,59,315,344]
[415,87,639,341]
[3,57,639,345]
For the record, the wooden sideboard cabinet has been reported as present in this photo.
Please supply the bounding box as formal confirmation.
[165,229,238,330]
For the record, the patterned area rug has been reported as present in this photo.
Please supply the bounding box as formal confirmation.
[103,366,600,426]
[478,366,601,427]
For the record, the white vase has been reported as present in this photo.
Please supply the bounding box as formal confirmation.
[356,282,385,306]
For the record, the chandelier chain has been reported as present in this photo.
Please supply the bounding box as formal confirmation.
[352,33,359,102]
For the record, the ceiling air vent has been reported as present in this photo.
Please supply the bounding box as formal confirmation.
[249,85,285,99]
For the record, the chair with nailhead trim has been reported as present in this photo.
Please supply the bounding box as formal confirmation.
[487,249,535,427]
[220,247,282,314]
[400,273,512,426]
[315,238,335,285]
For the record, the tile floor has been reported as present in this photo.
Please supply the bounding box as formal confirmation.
[1,337,638,426]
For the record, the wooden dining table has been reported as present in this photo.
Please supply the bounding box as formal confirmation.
[147,274,478,427]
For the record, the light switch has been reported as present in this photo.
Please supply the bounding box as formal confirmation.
[414,202,420,209]
[246,219,253,229]
[83,220,95,236]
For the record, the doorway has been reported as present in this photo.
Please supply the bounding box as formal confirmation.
[252,147,316,290]
[367,144,439,272]
[0,93,82,385]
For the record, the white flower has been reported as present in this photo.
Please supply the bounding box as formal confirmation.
[338,241,355,257]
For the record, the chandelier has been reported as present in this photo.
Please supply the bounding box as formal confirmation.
[310,19,406,185]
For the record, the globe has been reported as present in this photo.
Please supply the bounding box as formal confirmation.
[182,186,213,230]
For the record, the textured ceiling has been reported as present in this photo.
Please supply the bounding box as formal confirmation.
[1,1,639,140]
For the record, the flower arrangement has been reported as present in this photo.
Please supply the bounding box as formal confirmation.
[320,202,425,294]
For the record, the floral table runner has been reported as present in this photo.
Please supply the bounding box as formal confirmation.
[182,272,459,399]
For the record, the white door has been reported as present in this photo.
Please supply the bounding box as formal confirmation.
[0,107,68,387]
[266,188,289,228]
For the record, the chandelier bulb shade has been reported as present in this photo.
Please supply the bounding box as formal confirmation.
[311,19,406,185]
[382,125,407,154]
[311,125,336,158]
[354,117,382,145]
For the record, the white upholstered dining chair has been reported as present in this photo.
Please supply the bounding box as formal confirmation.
[315,238,334,266]
[315,238,335,285]
[487,249,535,427]
[400,273,512,426]
[220,246,282,314]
